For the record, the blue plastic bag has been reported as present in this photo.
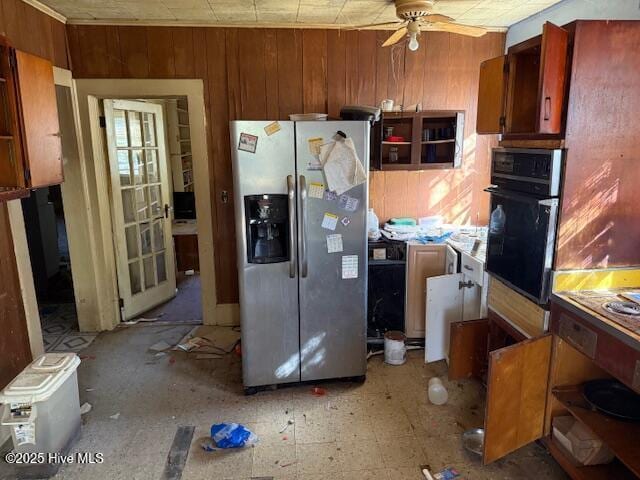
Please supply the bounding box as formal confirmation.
[209,423,258,449]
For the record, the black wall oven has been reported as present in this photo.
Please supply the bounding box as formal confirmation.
[486,148,564,305]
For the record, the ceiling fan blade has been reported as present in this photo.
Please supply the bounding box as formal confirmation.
[422,14,455,23]
[382,26,409,47]
[422,22,487,37]
[346,21,405,30]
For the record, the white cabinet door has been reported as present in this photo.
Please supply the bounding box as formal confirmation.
[446,244,459,274]
[425,273,463,363]
[461,274,483,321]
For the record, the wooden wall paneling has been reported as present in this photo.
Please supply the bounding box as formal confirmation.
[446,34,474,108]
[0,0,5,37]
[172,27,195,78]
[2,0,24,53]
[0,204,32,389]
[386,42,405,107]
[368,171,386,221]
[384,170,410,219]
[147,27,175,78]
[104,26,123,77]
[326,29,346,118]
[403,41,427,108]
[50,16,68,69]
[207,28,237,303]
[238,28,267,120]
[77,26,111,77]
[558,21,640,269]
[23,3,51,60]
[302,29,327,113]
[225,28,241,121]
[344,30,359,105]
[374,31,390,106]
[263,29,279,119]
[118,27,149,78]
[356,30,377,106]
[422,32,450,109]
[66,25,84,76]
[277,29,303,120]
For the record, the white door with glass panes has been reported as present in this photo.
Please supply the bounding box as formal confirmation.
[104,99,176,320]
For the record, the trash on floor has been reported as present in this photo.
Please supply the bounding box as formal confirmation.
[279,419,294,433]
[433,467,463,479]
[173,326,240,355]
[185,269,195,276]
[79,402,92,415]
[203,423,258,450]
[109,412,120,420]
[311,386,327,396]
[428,377,448,405]
[195,353,224,360]
[122,314,164,325]
[148,340,172,352]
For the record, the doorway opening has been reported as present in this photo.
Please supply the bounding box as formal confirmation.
[102,96,202,325]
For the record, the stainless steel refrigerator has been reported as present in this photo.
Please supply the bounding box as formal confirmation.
[231,120,369,394]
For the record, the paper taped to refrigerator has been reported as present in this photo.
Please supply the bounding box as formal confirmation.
[238,133,258,153]
[341,255,358,279]
[326,234,343,253]
[263,121,281,136]
[319,137,366,195]
[308,182,325,199]
[321,212,339,231]
[338,194,359,212]
[324,190,338,202]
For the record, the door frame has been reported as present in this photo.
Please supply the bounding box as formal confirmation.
[71,79,218,330]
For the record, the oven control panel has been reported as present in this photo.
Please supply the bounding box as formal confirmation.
[491,148,563,197]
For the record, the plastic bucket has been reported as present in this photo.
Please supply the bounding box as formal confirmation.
[384,331,406,365]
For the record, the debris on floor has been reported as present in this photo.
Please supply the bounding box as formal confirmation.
[79,402,92,415]
[109,412,120,420]
[122,314,164,325]
[311,386,327,396]
[203,423,258,450]
[148,340,172,352]
[173,326,240,355]
[278,419,294,433]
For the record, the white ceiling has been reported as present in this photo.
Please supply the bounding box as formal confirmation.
[37,0,563,28]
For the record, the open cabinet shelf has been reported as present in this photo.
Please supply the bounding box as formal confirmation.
[552,385,640,477]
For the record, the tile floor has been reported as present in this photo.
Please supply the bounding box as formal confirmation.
[26,324,566,479]
[41,303,97,353]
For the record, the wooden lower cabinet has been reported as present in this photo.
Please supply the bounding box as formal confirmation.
[449,304,640,478]
[173,234,199,272]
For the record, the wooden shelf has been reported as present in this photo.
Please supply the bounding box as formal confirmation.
[381,162,453,171]
[543,437,636,480]
[178,124,190,128]
[553,385,640,477]
[381,141,411,145]
[422,139,455,144]
[0,135,13,140]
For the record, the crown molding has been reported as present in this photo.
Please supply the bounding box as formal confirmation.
[65,18,508,32]
[22,0,67,23]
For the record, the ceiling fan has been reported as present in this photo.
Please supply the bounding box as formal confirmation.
[350,0,487,51]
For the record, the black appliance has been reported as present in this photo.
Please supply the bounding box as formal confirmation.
[367,239,406,339]
[173,192,196,219]
[244,194,289,264]
[340,105,382,171]
[486,148,564,305]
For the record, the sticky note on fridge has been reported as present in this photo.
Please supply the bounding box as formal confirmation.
[326,234,343,254]
[308,137,324,156]
[309,182,325,199]
[263,121,281,136]
[338,194,359,212]
[321,212,339,231]
[341,255,358,279]
[238,132,258,153]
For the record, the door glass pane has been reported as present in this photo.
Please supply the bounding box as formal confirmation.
[149,185,162,217]
[140,222,152,255]
[146,149,159,183]
[152,220,164,252]
[128,111,142,147]
[135,187,149,221]
[114,110,128,147]
[132,150,145,185]
[143,113,156,147]
[143,256,155,288]
[118,150,131,186]
[125,225,138,260]
[129,262,141,294]
[156,252,167,283]
[121,189,135,223]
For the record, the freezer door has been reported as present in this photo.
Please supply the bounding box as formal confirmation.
[230,121,301,388]
[295,121,369,381]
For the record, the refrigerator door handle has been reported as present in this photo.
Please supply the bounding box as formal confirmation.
[287,175,296,278]
[299,174,308,278]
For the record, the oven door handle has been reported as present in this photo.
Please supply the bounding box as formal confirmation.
[484,187,559,207]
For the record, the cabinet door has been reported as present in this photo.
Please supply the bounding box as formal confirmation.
[445,244,458,274]
[405,244,446,338]
[425,273,463,363]
[483,334,552,464]
[0,46,25,188]
[476,55,507,134]
[536,22,569,134]
[449,318,488,381]
[461,275,482,321]
[15,50,62,188]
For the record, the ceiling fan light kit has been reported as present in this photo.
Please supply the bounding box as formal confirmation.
[351,0,487,51]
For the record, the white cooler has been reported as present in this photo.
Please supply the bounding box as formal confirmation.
[1,353,81,478]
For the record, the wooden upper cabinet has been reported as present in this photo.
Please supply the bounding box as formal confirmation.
[15,50,62,188]
[476,55,507,134]
[0,38,62,201]
[476,22,570,138]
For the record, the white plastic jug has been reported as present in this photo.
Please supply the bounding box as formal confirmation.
[489,204,506,235]
[428,377,448,405]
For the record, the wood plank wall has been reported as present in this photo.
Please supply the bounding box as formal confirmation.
[66,25,504,303]
[0,0,69,387]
